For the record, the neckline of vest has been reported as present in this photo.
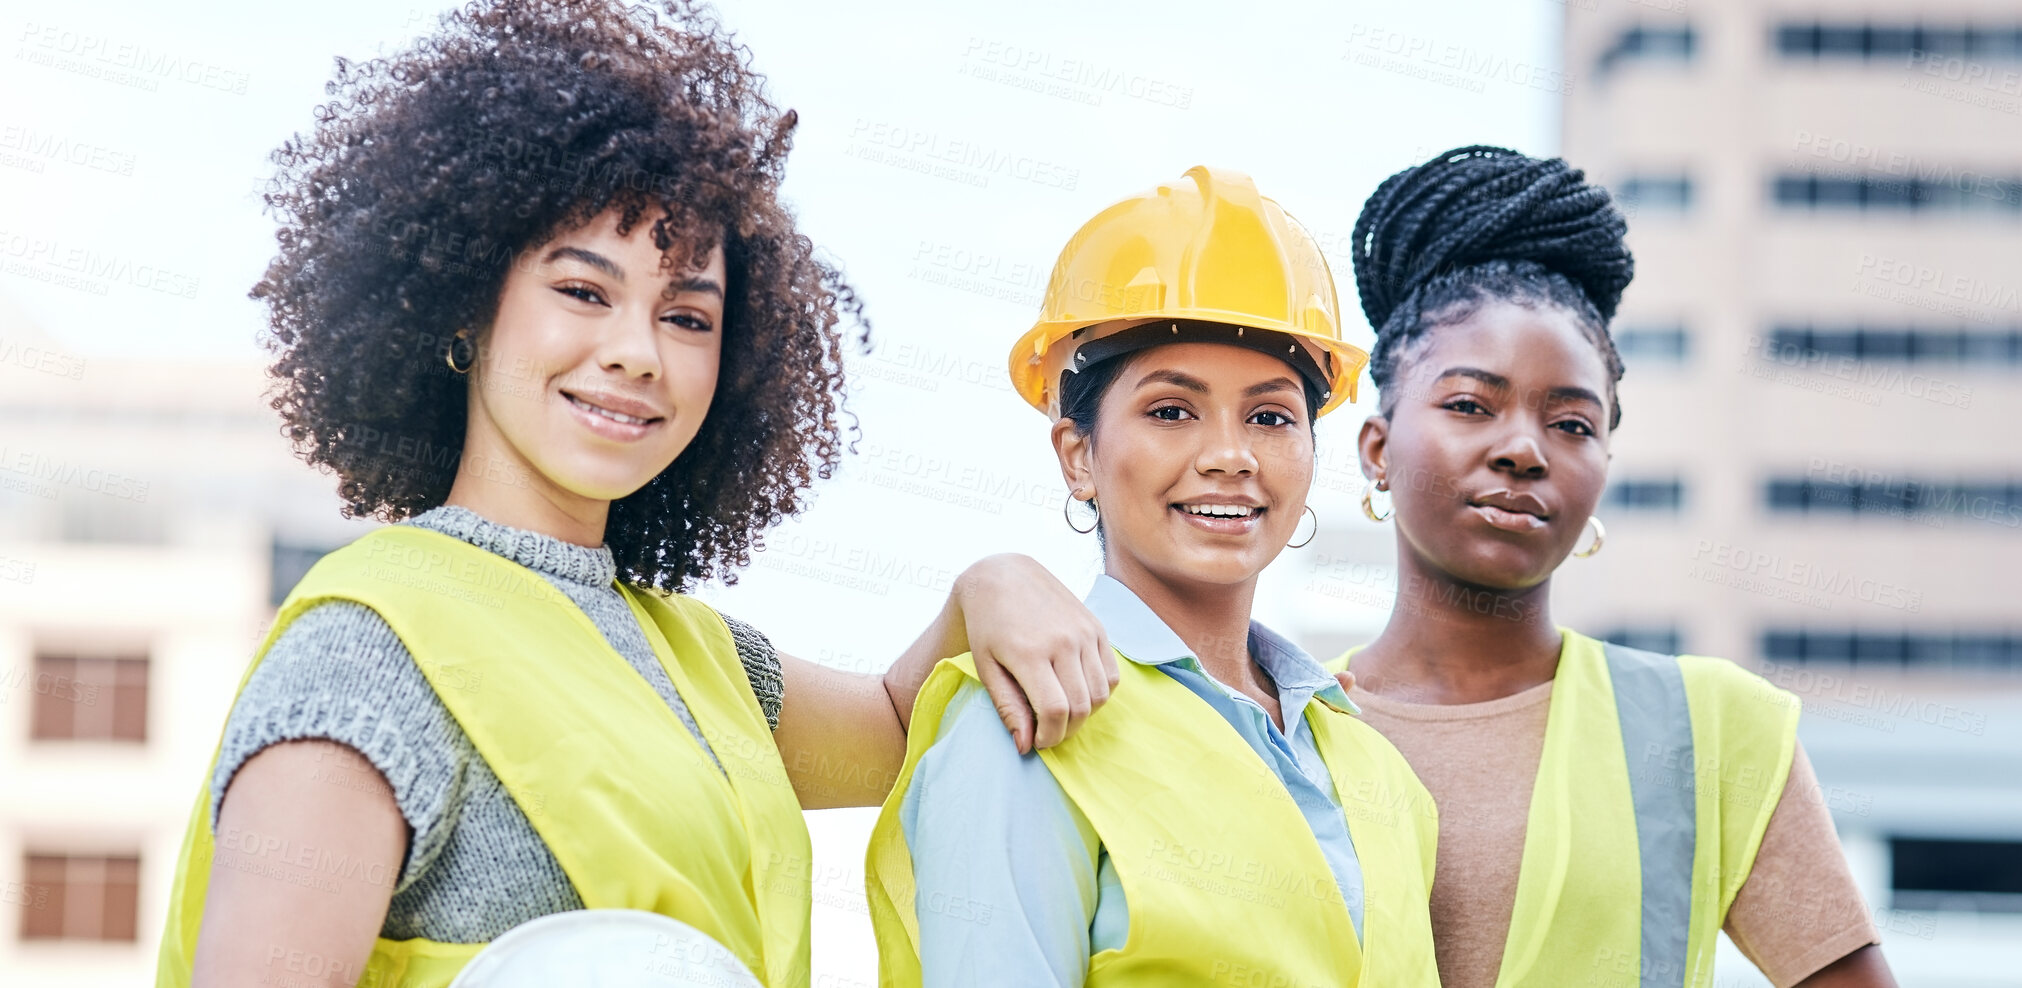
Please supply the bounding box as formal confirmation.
[375,526,737,785]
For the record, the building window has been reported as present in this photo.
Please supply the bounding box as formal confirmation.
[57,494,166,545]
[270,537,340,607]
[18,853,141,941]
[1765,326,2022,364]
[1776,22,2022,61]
[1616,325,1691,365]
[1891,837,2022,913]
[1596,24,1697,75]
[1762,629,2021,669]
[1764,475,2020,525]
[1596,626,1684,655]
[1615,175,1693,214]
[1773,173,2022,215]
[30,648,148,742]
[1603,477,1684,513]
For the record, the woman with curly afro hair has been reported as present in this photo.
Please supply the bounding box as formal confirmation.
[156,2,1115,986]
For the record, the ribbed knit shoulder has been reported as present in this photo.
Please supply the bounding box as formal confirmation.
[205,507,791,939]
[210,599,470,891]
[721,613,783,731]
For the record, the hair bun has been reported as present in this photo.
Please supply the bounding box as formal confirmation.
[1350,145,1633,332]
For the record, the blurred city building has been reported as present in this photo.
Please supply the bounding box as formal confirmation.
[0,296,363,985]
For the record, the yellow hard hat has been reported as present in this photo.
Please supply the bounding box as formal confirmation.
[1008,165,1367,418]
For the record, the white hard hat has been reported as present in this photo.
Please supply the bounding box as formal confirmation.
[448,909,764,988]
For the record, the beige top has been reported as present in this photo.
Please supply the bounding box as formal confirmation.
[1349,678,1879,988]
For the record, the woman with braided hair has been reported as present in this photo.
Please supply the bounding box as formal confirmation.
[1335,146,1897,987]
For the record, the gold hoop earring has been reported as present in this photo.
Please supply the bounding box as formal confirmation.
[1573,515,1606,557]
[1287,505,1319,549]
[1063,491,1099,535]
[1360,481,1392,523]
[445,329,476,375]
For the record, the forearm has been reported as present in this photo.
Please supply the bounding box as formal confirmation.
[884,591,968,727]
[769,551,1109,803]
[773,653,906,809]
[771,592,970,809]
[769,561,994,809]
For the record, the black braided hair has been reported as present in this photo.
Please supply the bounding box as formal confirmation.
[1351,145,1634,429]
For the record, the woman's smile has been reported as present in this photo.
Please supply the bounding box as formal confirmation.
[1173,498,1267,536]
[560,387,668,443]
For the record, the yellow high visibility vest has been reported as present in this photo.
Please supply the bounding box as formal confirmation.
[1333,630,1801,988]
[155,525,812,988]
[867,653,1442,987]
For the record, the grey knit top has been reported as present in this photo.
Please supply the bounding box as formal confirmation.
[209,505,787,942]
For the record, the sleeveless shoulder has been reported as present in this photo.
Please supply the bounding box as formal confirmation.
[1677,653,1802,716]
[211,599,473,889]
[1675,652,1803,797]
[621,587,787,732]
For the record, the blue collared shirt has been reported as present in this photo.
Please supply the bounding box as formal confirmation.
[898,575,1366,987]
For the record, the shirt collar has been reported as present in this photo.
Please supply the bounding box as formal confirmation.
[1084,575,1360,716]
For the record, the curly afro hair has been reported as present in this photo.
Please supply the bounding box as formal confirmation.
[1351,145,1633,430]
[254,0,866,591]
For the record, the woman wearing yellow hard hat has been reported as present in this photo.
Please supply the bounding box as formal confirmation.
[1334,146,1897,987]
[157,4,1113,987]
[866,166,1441,987]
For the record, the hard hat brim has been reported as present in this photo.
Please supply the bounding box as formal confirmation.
[1011,315,1366,419]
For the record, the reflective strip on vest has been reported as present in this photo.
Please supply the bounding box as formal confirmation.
[1333,629,1800,988]
[1605,642,1696,988]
